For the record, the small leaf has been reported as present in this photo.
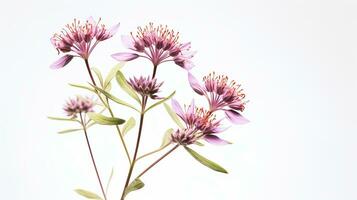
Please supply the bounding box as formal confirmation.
[92,85,139,112]
[144,91,176,113]
[124,178,144,197]
[75,189,103,200]
[105,82,112,92]
[161,128,173,147]
[48,116,79,122]
[104,62,124,89]
[122,117,136,136]
[87,112,125,125]
[91,67,104,87]
[105,168,114,194]
[58,128,82,134]
[163,103,184,129]
[116,70,141,104]
[184,146,228,174]
[195,141,205,146]
[69,83,95,92]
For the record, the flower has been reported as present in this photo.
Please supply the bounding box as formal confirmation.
[188,72,249,124]
[111,22,195,70]
[63,96,94,118]
[128,76,163,99]
[50,17,120,69]
[170,99,230,146]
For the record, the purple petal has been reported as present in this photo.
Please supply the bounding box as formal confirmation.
[111,52,139,61]
[188,72,205,95]
[224,110,249,125]
[87,16,96,25]
[204,135,231,145]
[188,99,195,115]
[109,22,120,36]
[182,60,195,70]
[180,42,191,50]
[171,99,184,118]
[121,35,135,49]
[50,55,74,69]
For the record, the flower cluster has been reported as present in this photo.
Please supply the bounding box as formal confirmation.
[171,99,229,145]
[63,96,94,118]
[50,18,119,69]
[112,22,195,70]
[188,72,248,124]
[128,76,163,99]
[171,73,248,146]
[50,17,249,199]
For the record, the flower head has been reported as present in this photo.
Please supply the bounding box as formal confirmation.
[50,17,119,69]
[188,72,249,124]
[171,128,198,145]
[63,96,94,118]
[170,99,230,146]
[112,23,195,70]
[128,76,163,99]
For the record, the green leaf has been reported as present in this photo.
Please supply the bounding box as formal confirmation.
[58,128,82,134]
[92,85,139,112]
[74,189,103,200]
[48,116,79,122]
[195,141,205,146]
[116,70,141,104]
[69,83,95,92]
[184,146,228,174]
[122,117,136,136]
[104,62,124,89]
[105,168,114,194]
[144,91,176,113]
[87,112,125,125]
[105,82,112,92]
[161,128,173,147]
[124,178,144,197]
[163,103,184,129]
[91,67,104,87]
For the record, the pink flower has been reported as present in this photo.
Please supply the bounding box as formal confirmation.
[63,96,94,118]
[128,76,163,99]
[188,72,249,125]
[170,99,230,146]
[50,17,120,69]
[111,23,195,70]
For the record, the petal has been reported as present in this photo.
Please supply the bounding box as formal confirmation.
[87,16,96,25]
[50,55,74,69]
[121,35,135,49]
[180,42,191,50]
[188,72,205,95]
[187,99,195,115]
[182,60,195,70]
[111,52,139,61]
[109,22,120,36]
[171,99,184,118]
[224,110,249,124]
[204,135,231,145]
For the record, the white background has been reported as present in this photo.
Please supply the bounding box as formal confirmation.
[1,0,356,199]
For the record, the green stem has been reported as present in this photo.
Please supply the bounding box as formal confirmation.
[120,64,159,200]
[135,144,179,180]
[84,58,132,164]
[135,143,170,162]
[120,96,146,200]
[79,113,107,200]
